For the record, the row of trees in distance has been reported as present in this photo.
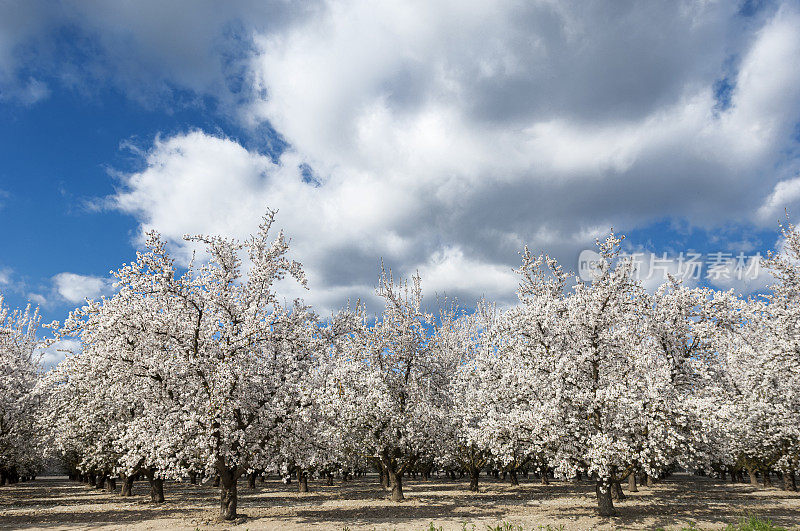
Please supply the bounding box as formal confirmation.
[1,210,799,519]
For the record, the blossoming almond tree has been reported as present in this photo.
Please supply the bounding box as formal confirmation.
[320,267,448,501]
[760,221,800,489]
[435,302,492,492]
[0,295,44,485]
[546,233,683,516]
[491,250,572,486]
[53,210,316,520]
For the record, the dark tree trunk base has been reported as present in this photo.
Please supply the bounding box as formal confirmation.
[121,475,134,497]
[596,480,617,517]
[783,470,797,491]
[387,468,404,501]
[149,478,164,503]
[628,473,638,492]
[611,480,625,500]
[469,469,479,492]
[509,470,519,486]
[219,467,238,521]
[297,469,309,493]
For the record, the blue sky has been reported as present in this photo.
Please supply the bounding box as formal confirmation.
[1,1,799,360]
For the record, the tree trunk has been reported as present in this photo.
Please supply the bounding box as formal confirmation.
[747,468,759,486]
[213,475,220,487]
[105,477,116,493]
[541,471,550,485]
[121,475,134,496]
[469,467,479,492]
[646,474,655,487]
[96,474,107,489]
[380,468,389,489]
[509,469,519,486]
[149,477,164,503]
[761,469,772,487]
[248,472,256,490]
[327,473,334,486]
[611,480,625,500]
[783,470,797,491]
[190,472,197,485]
[628,473,638,492]
[297,469,309,493]
[387,467,404,501]
[219,467,238,521]
[595,479,616,517]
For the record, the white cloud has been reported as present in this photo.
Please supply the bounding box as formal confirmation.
[86,1,800,309]
[28,293,47,306]
[52,272,111,303]
[416,247,519,301]
[0,267,10,286]
[111,131,433,312]
[36,338,81,368]
[758,175,800,222]
[706,255,774,295]
[247,1,800,225]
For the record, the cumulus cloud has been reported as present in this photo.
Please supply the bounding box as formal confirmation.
[52,272,111,303]
[758,175,800,222]
[82,1,800,309]
[416,247,519,301]
[111,131,433,312]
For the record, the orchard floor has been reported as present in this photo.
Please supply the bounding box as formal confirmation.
[1,474,799,530]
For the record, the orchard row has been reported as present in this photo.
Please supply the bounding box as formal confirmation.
[1,210,799,519]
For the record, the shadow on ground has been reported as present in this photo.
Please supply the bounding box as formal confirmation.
[1,473,799,529]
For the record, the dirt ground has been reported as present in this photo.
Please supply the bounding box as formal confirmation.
[1,473,799,530]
